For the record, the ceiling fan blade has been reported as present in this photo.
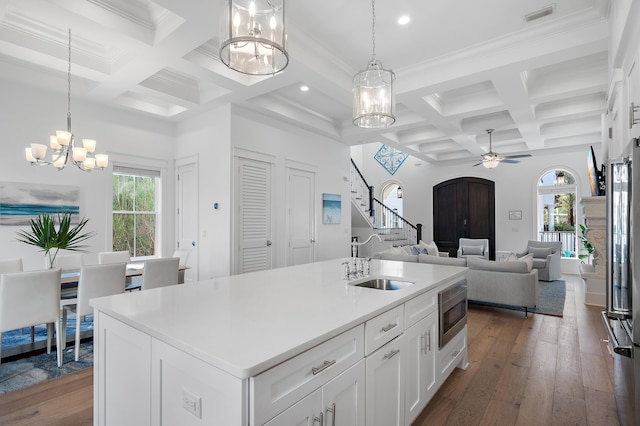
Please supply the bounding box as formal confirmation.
[472,161,483,167]
[502,154,532,159]
[500,159,520,164]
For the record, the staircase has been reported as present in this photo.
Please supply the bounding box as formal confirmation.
[350,159,422,248]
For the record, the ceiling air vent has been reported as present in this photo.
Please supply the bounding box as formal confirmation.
[524,4,555,22]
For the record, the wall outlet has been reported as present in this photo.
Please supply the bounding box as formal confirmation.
[182,389,202,419]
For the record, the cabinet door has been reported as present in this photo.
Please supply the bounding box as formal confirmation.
[404,312,438,425]
[365,334,405,426]
[323,360,366,426]
[264,389,323,426]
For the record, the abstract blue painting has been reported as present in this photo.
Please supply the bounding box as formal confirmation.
[374,144,409,175]
[322,193,341,224]
[0,182,80,225]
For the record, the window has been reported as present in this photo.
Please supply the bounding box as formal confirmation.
[112,165,161,258]
[537,169,577,258]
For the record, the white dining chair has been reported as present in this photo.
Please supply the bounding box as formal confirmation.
[0,268,63,366]
[98,250,130,265]
[141,257,180,291]
[172,250,190,268]
[0,257,23,273]
[61,263,126,361]
[54,253,85,270]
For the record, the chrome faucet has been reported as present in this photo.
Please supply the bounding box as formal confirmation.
[351,234,382,258]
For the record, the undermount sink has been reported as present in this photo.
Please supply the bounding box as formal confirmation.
[351,278,414,291]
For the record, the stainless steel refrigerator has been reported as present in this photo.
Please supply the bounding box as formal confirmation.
[601,139,640,425]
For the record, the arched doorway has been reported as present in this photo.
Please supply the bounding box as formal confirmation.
[380,182,403,228]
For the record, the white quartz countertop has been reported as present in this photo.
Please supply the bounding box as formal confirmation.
[91,258,467,379]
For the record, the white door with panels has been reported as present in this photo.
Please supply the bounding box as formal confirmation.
[287,167,316,266]
[176,161,198,282]
[236,157,273,274]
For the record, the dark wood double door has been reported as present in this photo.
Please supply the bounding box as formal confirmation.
[433,177,495,259]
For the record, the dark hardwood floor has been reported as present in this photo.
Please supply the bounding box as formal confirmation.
[0,274,631,425]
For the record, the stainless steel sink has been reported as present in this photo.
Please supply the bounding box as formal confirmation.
[351,278,414,290]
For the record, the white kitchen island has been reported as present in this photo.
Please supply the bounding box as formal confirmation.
[91,258,468,426]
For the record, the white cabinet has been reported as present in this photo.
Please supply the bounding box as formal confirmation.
[404,311,438,425]
[365,334,406,426]
[627,54,640,139]
[265,360,366,426]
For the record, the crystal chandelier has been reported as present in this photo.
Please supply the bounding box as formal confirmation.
[352,0,395,128]
[219,0,288,75]
[25,29,108,171]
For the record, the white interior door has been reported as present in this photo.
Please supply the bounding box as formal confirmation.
[237,157,273,273]
[177,162,198,282]
[287,167,315,266]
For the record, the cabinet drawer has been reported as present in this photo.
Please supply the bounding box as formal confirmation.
[404,289,437,328]
[251,324,364,425]
[365,305,404,356]
[438,325,466,378]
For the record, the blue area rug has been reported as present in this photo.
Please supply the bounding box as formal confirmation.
[1,315,94,349]
[469,279,566,317]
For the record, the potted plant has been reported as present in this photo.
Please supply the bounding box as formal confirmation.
[578,224,594,262]
[16,212,94,269]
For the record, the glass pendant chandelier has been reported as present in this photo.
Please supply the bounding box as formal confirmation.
[25,29,108,172]
[353,0,395,128]
[219,0,288,75]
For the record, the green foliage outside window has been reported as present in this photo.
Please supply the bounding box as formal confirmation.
[113,174,157,257]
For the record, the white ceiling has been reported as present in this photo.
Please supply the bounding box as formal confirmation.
[0,0,610,165]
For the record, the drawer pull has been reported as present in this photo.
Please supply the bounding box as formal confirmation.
[312,359,336,375]
[381,323,398,333]
[452,349,460,358]
[383,349,400,360]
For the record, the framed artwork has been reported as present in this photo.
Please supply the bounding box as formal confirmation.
[374,144,409,175]
[508,210,522,220]
[0,182,80,226]
[322,193,341,224]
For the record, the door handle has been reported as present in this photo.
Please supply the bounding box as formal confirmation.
[266,240,272,246]
[191,241,196,247]
[311,239,316,243]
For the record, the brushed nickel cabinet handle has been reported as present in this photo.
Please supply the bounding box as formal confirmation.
[427,330,431,352]
[327,403,336,426]
[311,359,336,375]
[383,349,400,360]
[314,412,324,425]
[381,323,397,333]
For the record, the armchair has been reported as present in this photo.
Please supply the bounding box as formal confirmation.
[518,240,562,281]
[457,238,489,260]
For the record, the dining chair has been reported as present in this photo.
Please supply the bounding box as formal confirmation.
[54,253,85,270]
[0,268,62,366]
[141,257,180,291]
[98,250,130,265]
[172,250,190,268]
[61,263,126,361]
[0,257,23,273]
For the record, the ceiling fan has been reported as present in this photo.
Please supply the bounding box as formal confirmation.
[472,129,532,168]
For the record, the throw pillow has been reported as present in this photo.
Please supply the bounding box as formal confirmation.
[410,245,420,255]
[467,257,528,273]
[528,246,553,259]
[400,245,414,255]
[505,253,518,262]
[461,245,484,256]
[519,253,534,271]
[417,240,440,257]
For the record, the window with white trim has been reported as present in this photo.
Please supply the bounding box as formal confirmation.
[112,165,161,258]
[537,169,577,258]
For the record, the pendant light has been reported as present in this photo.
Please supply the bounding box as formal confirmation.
[219,0,288,75]
[352,0,396,128]
[25,29,108,172]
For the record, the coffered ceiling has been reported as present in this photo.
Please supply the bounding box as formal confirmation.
[0,0,610,165]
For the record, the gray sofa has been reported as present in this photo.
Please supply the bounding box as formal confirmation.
[373,249,539,316]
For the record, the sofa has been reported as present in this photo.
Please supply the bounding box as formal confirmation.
[373,244,539,316]
[517,240,561,281]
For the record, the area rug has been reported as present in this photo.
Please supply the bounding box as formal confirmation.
[0,341,93,395]
[469,279,566,317]
[1,315,94,349]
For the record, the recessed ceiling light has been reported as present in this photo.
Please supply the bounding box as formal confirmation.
[398,16,410,25]
[300,85,309,92]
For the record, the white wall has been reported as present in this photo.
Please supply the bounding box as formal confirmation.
[353,143,598,254]
[231,108,352,268]
[175,105,232,279]
[0,80,176,270]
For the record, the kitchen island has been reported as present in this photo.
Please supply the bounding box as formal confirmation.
[91,258,468,425]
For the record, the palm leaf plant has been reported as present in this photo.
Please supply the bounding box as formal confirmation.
[578,224,594,260]
[16,213,94,268]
